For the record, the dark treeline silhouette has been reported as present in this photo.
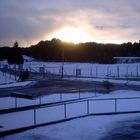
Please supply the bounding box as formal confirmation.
[0,42,23,65]
[0,47,11,61]
[7,41,24,65]
[23,39,140,63]
[1,39,140,64]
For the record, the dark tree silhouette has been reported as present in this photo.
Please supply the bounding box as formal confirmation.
[7,41,24,65]
[7,41,24,80]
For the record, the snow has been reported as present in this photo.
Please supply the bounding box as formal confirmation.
[0,71,16,85]
[36,105,65,124]
[1,56,140,90]
[0,81,34,89]
[1,57,140,139]
[89,99,115,113]
[95,90,140,99]
[0,110,34,131]
[0,92,98,110]
[66,101,87,118]
[1,57,140,79]
[2,113,140,140]
[0,69,34,89]
[65,77,140,85]
[1,90,140,133]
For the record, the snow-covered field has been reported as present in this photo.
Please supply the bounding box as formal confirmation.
[1,56,140,79]
[1,56,140,89]
[22,61,140,78]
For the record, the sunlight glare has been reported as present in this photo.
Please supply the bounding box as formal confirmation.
[48,27,93,43]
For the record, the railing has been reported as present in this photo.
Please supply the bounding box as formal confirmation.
[0,89,98,110]
[1,96,140,135]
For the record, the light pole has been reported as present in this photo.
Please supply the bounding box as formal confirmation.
[61,49,64,78]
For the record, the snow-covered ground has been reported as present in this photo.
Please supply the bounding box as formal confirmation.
[0,68,34,89]
[66,77,140,85]
[0,81,34,89]
[1,57,140,139]
[0,71,16,85]
[1,57,140,78]
[1,56,140,89]
[2,113,140,140]
[1,90,140,134]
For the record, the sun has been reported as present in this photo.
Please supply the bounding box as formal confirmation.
[48,27,93,43]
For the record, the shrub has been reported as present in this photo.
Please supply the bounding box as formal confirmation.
[103,80,113,93]
[19,70,29,81]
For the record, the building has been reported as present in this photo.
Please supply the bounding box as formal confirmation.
[114,57,140,63]
[23,55,36,62]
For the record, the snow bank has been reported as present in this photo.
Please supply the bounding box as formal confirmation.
[0,81,34,89]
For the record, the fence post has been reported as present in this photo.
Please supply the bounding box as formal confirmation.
[61,65,64,78]
[15,97,17,108]
[95,86,97,96]
[87,100,89,115]
[136,66,138,78]
[115,99,117,113]
[90,67,92,78]
[64,104,67,119]
[117,66,119,79]
[39,96,42,105]
[79,89,81,99]
[34,109,36,125]
[60,92,62,101]
[96,66,98,77]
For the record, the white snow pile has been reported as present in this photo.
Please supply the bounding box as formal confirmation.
[0,81,34,89]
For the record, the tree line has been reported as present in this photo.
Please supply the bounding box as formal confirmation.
[23,39,140,63]
[0,42,23,65]
[1,39,140,64]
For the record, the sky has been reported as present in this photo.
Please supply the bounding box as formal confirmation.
[0,0,140,47]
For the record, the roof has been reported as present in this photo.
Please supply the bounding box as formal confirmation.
[23,55,36,61]
[114,57,140,59]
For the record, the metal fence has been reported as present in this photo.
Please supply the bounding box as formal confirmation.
[1,64,140,80]
[1,96,140,134]
[0,89,98,110]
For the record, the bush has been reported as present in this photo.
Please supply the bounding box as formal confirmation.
[19,70,29,81]
[103,80,113,93]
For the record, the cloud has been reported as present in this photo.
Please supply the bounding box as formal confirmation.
[0,0,140,46]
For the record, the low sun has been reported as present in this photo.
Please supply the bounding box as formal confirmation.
[48,27,93,43]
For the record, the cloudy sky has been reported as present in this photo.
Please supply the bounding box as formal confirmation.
[0,0,140,47]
